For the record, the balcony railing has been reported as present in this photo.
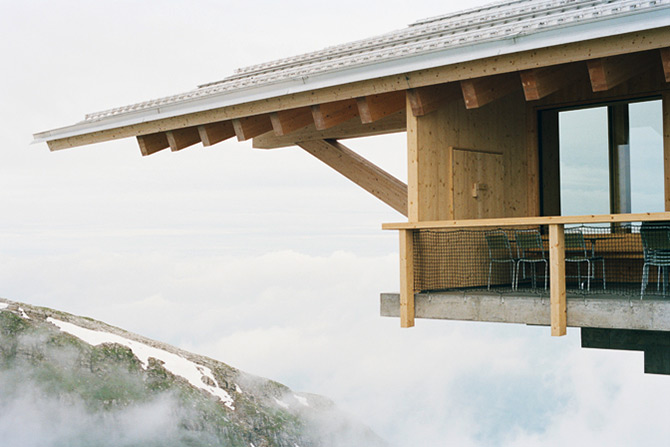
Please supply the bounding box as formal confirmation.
[383,212,670,335]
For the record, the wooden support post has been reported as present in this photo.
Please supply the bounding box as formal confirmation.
[549,224,566,337]
[406,83,461,116]
[166,127,201,151]
[198,121,236,146]
[311,99,359,130]
[137,132,169,156]
[664,92,670,211]
[356,91,406,123]
[460,72,520,109]
[270,107,314,136]
[297,139,408,216]
[232,115,273,141]
[587,52,655,92]
[399,229,415,328]
[660,48,670,83]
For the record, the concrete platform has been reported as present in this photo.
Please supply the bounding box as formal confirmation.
[380,290,670,331]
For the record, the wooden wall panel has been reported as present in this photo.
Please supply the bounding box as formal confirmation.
[451,149,504,220]
[406,89,528,221]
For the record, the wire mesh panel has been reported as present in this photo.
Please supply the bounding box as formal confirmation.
[412,224,670,298]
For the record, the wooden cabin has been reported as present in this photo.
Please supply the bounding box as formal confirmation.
[34,1,670,372]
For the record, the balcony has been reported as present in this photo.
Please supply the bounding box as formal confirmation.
[381,213,670,336]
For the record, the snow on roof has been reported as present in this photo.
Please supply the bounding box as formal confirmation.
[34,0,670,144]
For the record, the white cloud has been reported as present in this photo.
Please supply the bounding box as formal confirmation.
[1,0,669,446]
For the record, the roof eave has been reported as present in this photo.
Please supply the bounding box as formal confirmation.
[33,9,670,146]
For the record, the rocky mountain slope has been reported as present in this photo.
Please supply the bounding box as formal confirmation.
[0,298,386,447]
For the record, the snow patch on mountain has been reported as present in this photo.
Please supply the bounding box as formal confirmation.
[274,397,289,409]
[46,317,235,410]
[294,394,309,407]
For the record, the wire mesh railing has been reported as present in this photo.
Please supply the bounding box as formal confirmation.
[412,224,670,298]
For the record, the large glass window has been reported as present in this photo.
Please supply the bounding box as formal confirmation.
[541,98,664,217]
[629,100,664,213]
[558,107,610,216]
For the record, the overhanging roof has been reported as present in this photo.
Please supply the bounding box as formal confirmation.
[33,0,670,148]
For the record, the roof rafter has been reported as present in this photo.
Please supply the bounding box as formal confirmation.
[660,47,670,83]
[232,115,274,141]
[137,132,169,156]
[166,127,201,151]
[198,121,236,146]
[253,110,406,149]
[270,107,314,136]
[311,99,359,130]
[587,51,656,92]
[519,64,581,101]
[407,83,462,116]
[460,72,520,109]
[356,91,406,123]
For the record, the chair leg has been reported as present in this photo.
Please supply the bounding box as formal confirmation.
[543,260,548,290]
[576,262,582,290]
[488,262,492,290]
[531,263,537,289]
[602,259,606,290]
[641,263,649,299]
[586,260,591,291]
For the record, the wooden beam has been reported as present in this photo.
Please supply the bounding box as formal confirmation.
[587,52,655,92]
[166,127,200,151]
[661,48,670,83]
[253,109,405,149]
[399,229,415,328]
[137,132,169,156]
[270,107,314,136]
[232,115,273,141]
[311,99,359,130]
[406,83,461,116]
[460,72,520,109]
[519,65,580,101]
[382,211,670,230]
[198,121,235,146]
[356,91,406,123]
[297,139,408,216]
[549,224,566,337]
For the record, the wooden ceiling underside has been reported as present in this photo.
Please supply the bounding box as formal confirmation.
[131,47,670,155]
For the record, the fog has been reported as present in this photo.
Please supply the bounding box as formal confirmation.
[2,0,670,445]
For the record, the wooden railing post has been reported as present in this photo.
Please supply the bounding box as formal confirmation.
[549,224,566,336]
[399,229,415,328]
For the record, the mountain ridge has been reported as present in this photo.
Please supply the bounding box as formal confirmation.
[0,298,387,447]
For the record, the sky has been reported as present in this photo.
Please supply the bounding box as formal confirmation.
[2,1,670,446]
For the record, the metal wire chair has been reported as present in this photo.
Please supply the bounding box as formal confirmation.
[565,230,606,291]
[514,229,548,290]
[484,230,518,290]
[640,222,670,298]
